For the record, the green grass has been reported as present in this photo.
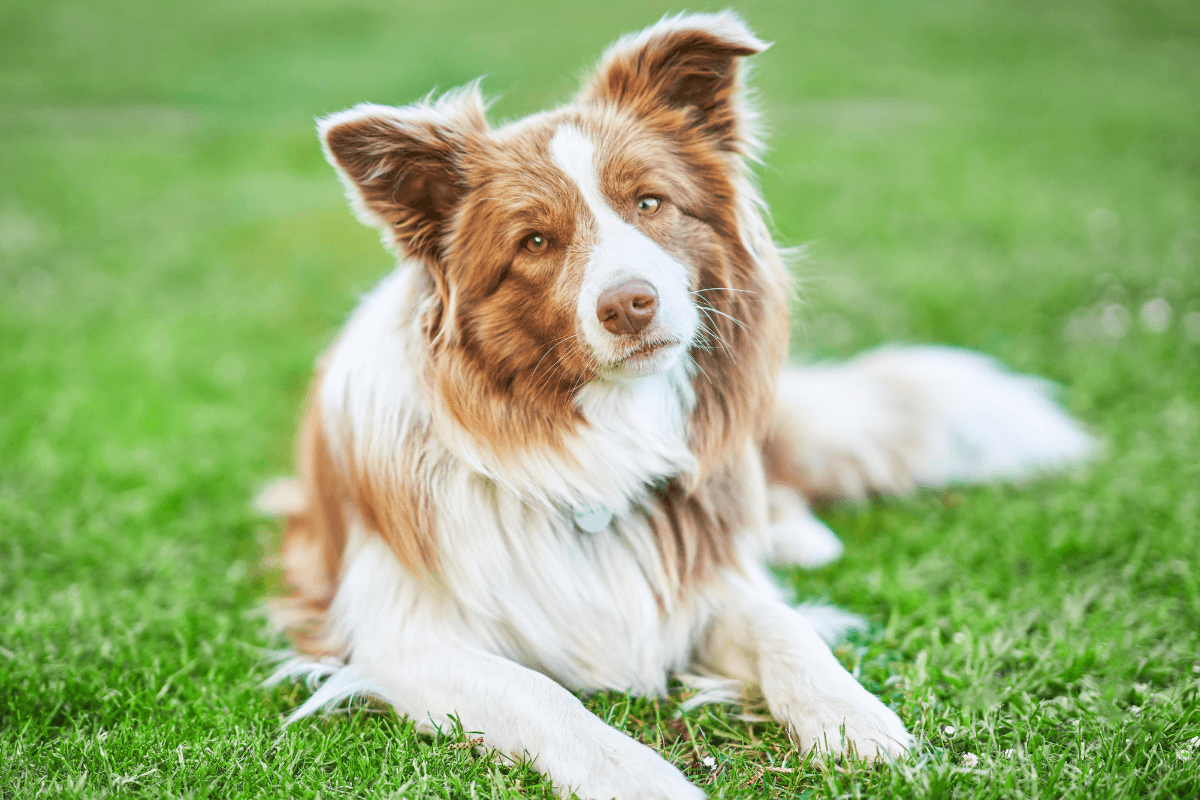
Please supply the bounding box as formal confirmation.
[2,0,1199,797]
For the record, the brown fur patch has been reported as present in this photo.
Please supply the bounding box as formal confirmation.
[645,467,747,594]
[343,418,441,579]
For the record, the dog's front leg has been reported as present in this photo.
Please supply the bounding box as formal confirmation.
[698,600,911,761]
[378,647,704,799]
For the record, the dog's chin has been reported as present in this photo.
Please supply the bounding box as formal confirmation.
[594,338,687,380]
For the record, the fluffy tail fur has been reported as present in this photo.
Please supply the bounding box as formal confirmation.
[763,345,1096,566]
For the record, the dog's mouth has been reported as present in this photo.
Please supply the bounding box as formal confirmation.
[616,337,679,364]
[591,336,684,379]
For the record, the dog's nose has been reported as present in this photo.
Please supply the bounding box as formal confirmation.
[597,280,658,335]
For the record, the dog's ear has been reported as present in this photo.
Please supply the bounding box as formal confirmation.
[318,85,487,262]
[578,12,768,150]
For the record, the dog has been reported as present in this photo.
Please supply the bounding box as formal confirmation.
[258,12,1094,798]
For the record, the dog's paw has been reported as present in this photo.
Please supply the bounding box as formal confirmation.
[792,698,911,762]
[787,690,907,762]
[785,682,912,762]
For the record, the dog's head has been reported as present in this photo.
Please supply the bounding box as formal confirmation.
[319,12,788,470]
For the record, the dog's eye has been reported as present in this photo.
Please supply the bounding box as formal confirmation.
[523,233,550,254]
[636,196,662,216]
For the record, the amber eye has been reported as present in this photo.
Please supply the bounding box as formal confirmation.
[523,233,549,254]
[636,196,662,216]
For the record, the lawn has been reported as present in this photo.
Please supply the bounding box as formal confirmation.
[2,0,1198,797]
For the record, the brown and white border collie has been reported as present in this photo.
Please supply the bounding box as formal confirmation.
[258,12,1093,798]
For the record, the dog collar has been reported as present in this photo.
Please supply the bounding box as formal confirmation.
[573,505,614,534]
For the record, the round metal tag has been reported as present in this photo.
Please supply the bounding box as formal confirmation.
[573,505,613,533]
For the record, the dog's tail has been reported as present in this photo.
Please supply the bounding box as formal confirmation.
[764,345,1097,504]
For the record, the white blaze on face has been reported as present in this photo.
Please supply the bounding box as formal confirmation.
[548,125,698,376]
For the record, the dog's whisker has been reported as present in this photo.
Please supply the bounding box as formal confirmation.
[528,337,586,404]
[689,334,715,355]
[695,309,735,359]
[527,334,582,397]
[698,303,748,333]
[530,333,580,379]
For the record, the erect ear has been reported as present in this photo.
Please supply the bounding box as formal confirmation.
[318,85,487,262]
[578,12,768,151]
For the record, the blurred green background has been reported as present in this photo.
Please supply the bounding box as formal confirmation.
[2,1,1198,797]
